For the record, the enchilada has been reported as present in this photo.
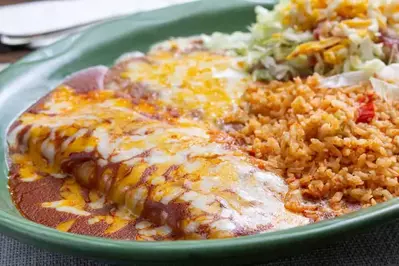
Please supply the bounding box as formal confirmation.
[7,48,310,240]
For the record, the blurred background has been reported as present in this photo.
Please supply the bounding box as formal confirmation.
[0,0,192,71]
[0,0,32,66]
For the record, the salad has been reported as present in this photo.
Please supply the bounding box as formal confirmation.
[204,0,399,82]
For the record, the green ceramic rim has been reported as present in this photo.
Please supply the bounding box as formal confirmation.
[1,0,399,262]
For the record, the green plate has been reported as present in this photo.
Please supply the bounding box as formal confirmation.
[1,0,399,264]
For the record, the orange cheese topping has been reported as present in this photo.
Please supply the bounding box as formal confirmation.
[113,51,249,122]
[8,85,310,239]
[7,48,311,240]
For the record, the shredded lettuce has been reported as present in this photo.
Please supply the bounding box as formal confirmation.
[319,64,399,103]
[202,32,251,56]
[372,63,399,102]
[203,1,397,81]
[376,63,399,83]
[319,71,370,89]
[370,77,399,103]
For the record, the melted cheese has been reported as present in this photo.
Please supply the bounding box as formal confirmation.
[42,201,90,216]
[42,177,90,216]
[56,219,76,232]
[119,51,250,121]
[104,217,130,235]
[8,49,311,240]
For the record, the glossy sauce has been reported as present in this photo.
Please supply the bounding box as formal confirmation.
[7,43,311,240]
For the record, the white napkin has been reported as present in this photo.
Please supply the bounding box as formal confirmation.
[0,0,193,36]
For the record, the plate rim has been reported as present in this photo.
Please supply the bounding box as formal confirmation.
[1,0,399,262]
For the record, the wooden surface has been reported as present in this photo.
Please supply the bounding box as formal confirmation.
[0,45,30,63]
[0,0,33,63]
[0,0,33,6]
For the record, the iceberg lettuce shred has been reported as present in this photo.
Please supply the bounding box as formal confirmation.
[204,0,399,81]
